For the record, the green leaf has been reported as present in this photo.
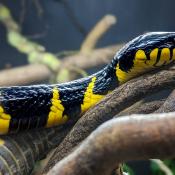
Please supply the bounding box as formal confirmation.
[123,164,135,175]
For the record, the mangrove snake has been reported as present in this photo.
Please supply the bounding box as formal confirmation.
[0,32,175,174]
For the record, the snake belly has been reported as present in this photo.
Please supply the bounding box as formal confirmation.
[0,32,175,134]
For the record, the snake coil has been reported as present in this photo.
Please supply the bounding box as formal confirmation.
[0,32,175,174]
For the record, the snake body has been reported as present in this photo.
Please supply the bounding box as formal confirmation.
[0,32,175,135]
[0,32,175,174]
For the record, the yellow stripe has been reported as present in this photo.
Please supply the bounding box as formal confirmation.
[156,48,170,66]
[150,48,158,61]
[173,49,175,60]
[81,77,104,113]
[116,49,152,83]
[46,87,68,128]
[0,139,4,145]
[0,106,11,134]
[116,48,173,84]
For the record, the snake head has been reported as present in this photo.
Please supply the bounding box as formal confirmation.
[113,32,175,84]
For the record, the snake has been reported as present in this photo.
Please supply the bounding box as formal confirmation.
[0,32,175,174]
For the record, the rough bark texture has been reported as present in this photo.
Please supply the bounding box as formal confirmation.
[0,124,73,175]
[47,113,175,175]
[155,89,175,113]
[43,65,175,173]
[118,99,165,116]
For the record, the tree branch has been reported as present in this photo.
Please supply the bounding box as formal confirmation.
[0,64,52,86]
[155,89,175,113]
[47,112,175,175]
[118,99,165,116]
[62,44,124,70]
[43,65,175,173]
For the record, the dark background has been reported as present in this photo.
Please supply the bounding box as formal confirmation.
[1,0,175,69]
[0,1,175,174]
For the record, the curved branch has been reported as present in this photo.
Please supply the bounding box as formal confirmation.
[155,89,175,113]
[80,15,117,54]
[118,99,165,116]
[47,112,175,175]
[43,65,175,173]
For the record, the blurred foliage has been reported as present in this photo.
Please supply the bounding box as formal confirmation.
[123,164,135,175]
[151,159,175,175]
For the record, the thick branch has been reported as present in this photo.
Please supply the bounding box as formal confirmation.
[43,65,175,173]
[0,64,52,86]
[118,99,165,116]
[62,44,124,70]
[47,113,175,175]
[155,89,175,113]
[111,90,170,175]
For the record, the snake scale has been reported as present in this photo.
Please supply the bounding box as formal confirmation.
[0,32,175,174]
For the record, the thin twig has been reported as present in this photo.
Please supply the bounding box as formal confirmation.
[19,0,27,26]
[59,44,124,82]
[62,44,124,70]
[59,0,87,36]
[33,0,44,17]
[80,14,117,54]
[151,159,173,175]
